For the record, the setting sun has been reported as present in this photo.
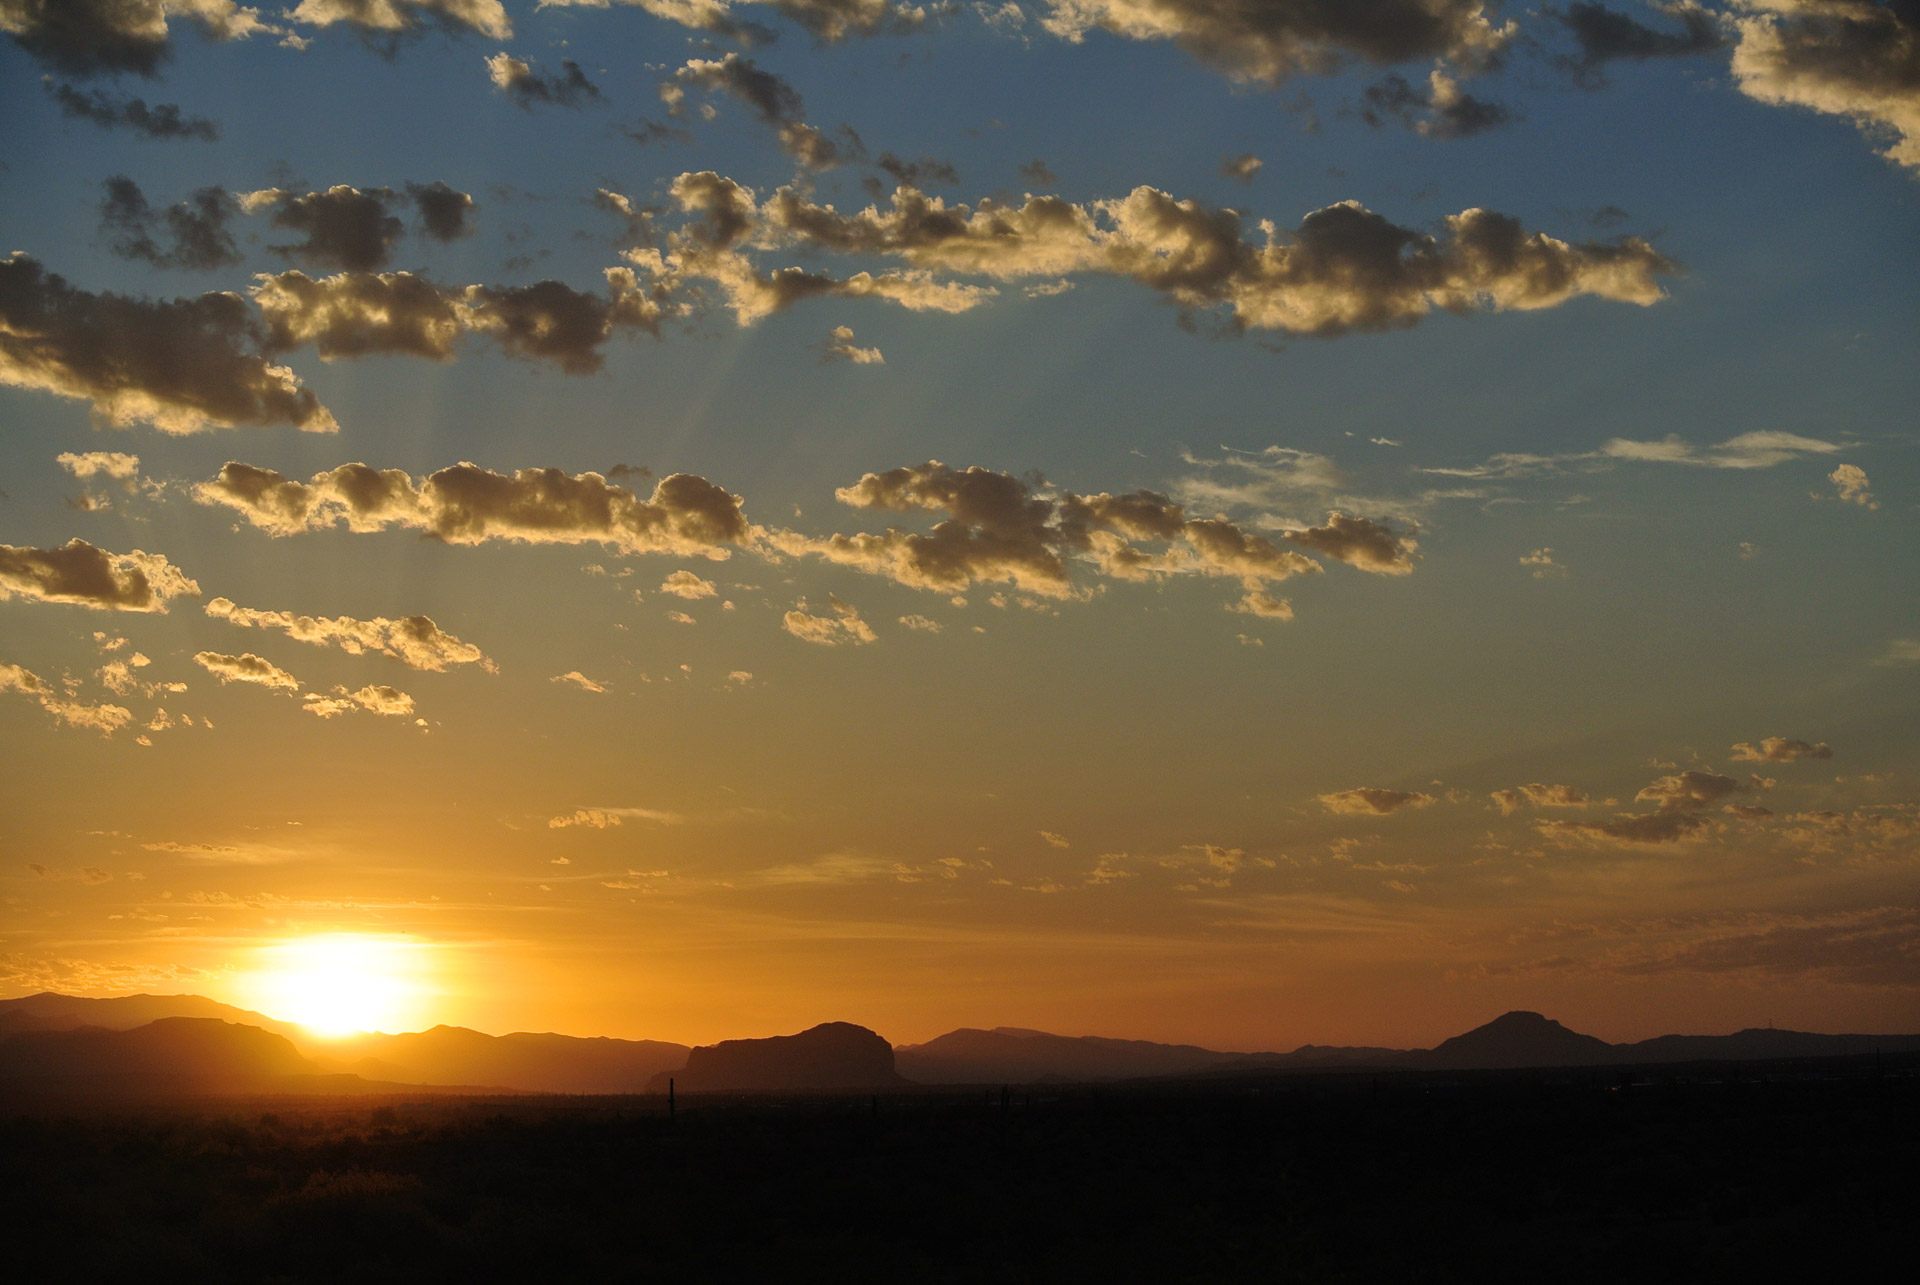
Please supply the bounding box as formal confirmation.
[242,935,435,1037]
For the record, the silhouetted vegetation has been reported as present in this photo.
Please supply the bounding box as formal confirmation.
[3,1059,1913,1282]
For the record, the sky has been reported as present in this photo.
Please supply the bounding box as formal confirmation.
[1,0,1916,1050]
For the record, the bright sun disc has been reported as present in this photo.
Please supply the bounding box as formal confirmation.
[244,934,432,1037]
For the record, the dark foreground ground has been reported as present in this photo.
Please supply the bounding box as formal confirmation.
[4,1055,1916,1283]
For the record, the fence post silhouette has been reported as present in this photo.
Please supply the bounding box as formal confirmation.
[669,1076,675,1121]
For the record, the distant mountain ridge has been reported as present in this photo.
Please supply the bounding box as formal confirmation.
[5,993,1918,1096]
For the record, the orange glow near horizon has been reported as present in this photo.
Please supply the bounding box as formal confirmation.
[238,934,438,1037]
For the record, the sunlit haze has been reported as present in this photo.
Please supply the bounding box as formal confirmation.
[238,934,437,1037]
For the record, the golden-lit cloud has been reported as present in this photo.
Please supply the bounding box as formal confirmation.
[1729,0,1920,171]
[486,52,603,109]
[1037,0,1514,84]
[0,253,335,433]
[1829,463,1877,508]
[783,594,878,645]
[552,671,609,692]
[56,451,140,482]
[0,539,199,612]
[1730,737,1833,763]
[0,660,133,734]
[822,325,884,364]
[1319,787,1438,814]
[194,649,301,690]
[290,0,511,39]
[252,267,669,373]
[301,684,415,718]
[194,461,751,556]
[659,570,719,599]
[549,806,683,828]
[1490,783,1591,815]
[204,597,495,672]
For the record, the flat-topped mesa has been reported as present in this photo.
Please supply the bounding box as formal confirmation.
[650,1021,906,1093]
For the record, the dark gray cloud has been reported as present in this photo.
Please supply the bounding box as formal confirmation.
[1038,0,1515,84]
[247,185,406,272]
[0,0,264,78]
[0,253,335,433]
[1547,3,1726,87]
[46,82,219,140]
[538,0,930,43]
[667,53,858,167]
[251,267,671,372]
[1542,768,1746,844]
[1730,737,1833,763]
[1319,787,1438,814]
[1358,69,1512,137]
[1282,512,1416,573]
[727,179,1676,335]
[205,597,495,672]
[1491,782,1591,814]
[407,181,476,241]
[1729,0,1920,171]
[99,178,241,270]
[770,461,1396,617]
[486,52,603,110]
[194,460,754,557]
[0,538,199,612]
[1221,152,1263,182]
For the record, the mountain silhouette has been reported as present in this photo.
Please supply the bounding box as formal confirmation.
[0,1017,318,1090]
[896,1027,1285,1084]
[315,1026,690,1094]
[650,1021,905,1093]
[1413,1011,1618,1070]
[6,993,1920,1095]
[0,991,303,1041]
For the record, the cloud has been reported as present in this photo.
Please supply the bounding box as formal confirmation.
[99,177,240,270]
[552,670,608,692]
[0,253,335,433]
[204,597,494,671]
[1490,782,1591,814]
[1037,0,1515,85]
[898,613,943,631]
[301,683,416,718]
[539,0,931,42]
[659,569,719,598]
[1600,430,1845,469]
[1359,68,1511,137]
[1542,810,1709,844]
[1319,787,1438,814]
[549,805,682,828]
[194,460,752,556]
[1544,767,1746,845]
[1829,462,1877,508]
[1282,512,1416,573]
[1730,737,1833,763]
[57,451,140,482]
[1520,547,1565,578]
[1039,830,1071,848]
[822,324,885,363]
[1221,152,1263,182]
[784,594,878,644]
[1547,2,1727,87]
[46,82,218,139]
[1878,639,1920,666]
[728,179,1675,336]
[1728,0,1920,171]
[1,660,133,734]
[0,539,198,611]
[407,181,476,241]
[1637,768,1746,811]
[250,267,669,372]
[0,0,267,78]
[195,649,301,689]
[667,53,858,167]
[486,51,602,109]
[769,461,1390,618]
[290,0,512,40]
[245,185,406,272]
